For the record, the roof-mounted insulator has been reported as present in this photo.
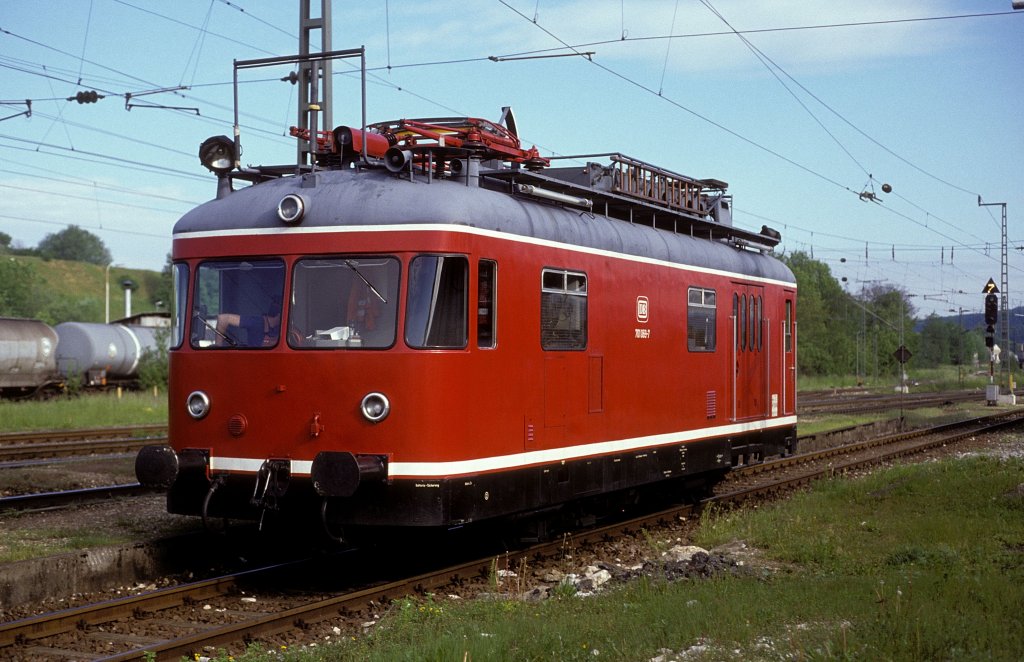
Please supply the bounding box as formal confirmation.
[517,183,592,209]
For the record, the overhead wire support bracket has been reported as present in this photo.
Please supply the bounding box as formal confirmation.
[489,50,595,62]
[123,86,198,114]
[0,100,31,122]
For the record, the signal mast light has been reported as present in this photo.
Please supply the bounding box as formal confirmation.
[985,293,999,326]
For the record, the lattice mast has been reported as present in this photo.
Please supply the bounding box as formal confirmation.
[296,0,333,166]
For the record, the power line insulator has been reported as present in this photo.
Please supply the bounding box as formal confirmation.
[71,90,101,104]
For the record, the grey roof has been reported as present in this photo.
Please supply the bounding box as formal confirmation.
[175,167,795,285]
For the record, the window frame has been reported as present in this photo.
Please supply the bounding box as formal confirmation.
[784,299,793,352]
[287,255,400,350]
[170,262,189,349]
[477,259,497,349]
[189,258,286,350]
[404,254,470,350]
[540,268,588,351]
[686,286,717,352]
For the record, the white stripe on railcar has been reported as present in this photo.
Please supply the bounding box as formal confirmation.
[206,415,797,478]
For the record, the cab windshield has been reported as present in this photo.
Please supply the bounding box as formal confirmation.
[288,256,400,349]
[190,259,286,349]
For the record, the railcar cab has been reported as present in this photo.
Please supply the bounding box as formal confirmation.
[175,255,481,353]
[183,257,402,351]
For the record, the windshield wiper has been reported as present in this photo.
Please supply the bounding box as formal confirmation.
[194,311,237,346]
[345,260,387,304]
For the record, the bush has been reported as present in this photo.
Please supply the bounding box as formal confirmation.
[137,327,169,392]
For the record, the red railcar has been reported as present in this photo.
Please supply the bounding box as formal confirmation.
[137,112,797,538]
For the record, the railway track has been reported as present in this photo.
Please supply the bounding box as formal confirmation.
[0,483,156,512]
[2,409,1020,661]
[796,388,980,415]
[0,425,167,463]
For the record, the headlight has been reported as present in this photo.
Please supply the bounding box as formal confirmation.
[186,390,211,420]
[278,193,307,224]
[360,392,390,423]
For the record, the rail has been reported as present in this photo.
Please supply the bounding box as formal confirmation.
[0,484,155,512]
[0,425,167,463]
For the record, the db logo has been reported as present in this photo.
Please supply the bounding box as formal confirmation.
[636,296,649,323]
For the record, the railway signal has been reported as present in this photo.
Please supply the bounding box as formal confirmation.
[983,278,999,348]
[982,278,1002,403]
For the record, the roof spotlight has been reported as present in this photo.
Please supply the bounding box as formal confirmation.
[199,135,235,175]
[278,193,308,224]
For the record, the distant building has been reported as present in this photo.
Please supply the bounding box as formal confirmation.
[111,311,170,328]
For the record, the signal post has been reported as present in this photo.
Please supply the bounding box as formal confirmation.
[983,278,1011,405]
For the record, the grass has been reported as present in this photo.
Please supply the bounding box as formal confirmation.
[796,400,1001,438]
[5,253,163,325]
[798,365,997,393]
[191,450,1024,661]
[0,391,167,432]
[0,526,125,563]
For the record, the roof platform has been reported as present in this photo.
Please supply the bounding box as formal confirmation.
[480,153,781,250]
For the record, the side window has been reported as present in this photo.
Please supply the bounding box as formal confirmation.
[740,293,747,351]
[170,262,189,349]
[748,294,756,352]
[405,255,468,349]
[478,260,497,349]
[732,293,738,350]
[541,268,587,350]
[686,287,716,352]
[757,296,763,350]
[784,299,793,352]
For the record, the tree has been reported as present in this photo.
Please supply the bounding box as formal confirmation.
[917,314,958,368]
[36,225,111,266]
[146,253,174,310]
[137,327,170,392]
[0,231,11,252]
[782,252,857,376]
[859,284,917,376]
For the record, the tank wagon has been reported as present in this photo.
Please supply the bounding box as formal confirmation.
[0,317,59,396]
[55,322,162,387]
[135,51,797,541]
[0,318,164,395]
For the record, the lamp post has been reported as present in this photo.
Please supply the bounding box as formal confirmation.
[104,263,112,323]
[121,279,135,319]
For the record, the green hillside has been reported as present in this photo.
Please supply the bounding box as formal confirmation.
[0,254,167,325]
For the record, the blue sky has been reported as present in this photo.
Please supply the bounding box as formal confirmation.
[1,1,1021,319]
